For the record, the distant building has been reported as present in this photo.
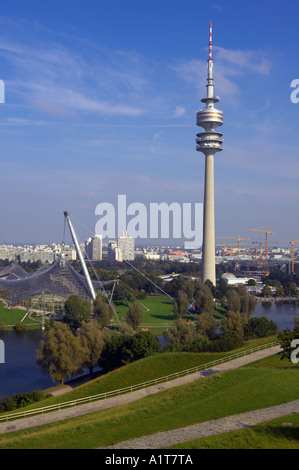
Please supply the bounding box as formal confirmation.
[221,273,256,286]
[85,235,102,261]
[108,240,123,263]
[118,231,135,261]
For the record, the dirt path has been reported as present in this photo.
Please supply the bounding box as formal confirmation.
[99,399,299,449]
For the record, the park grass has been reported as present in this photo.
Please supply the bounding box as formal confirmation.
[115,294,226,333]
[0,301,40,329]
[0,353,298,449]
[168,413,299,449]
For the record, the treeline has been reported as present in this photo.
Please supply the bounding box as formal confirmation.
[172,277,257,317]
[164,314,279,353]
[261,270,299,297]
[0,390,50,413]
[165,278,277,353]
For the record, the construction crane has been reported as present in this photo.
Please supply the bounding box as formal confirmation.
[216,241,227,263]
[228,243,247,257]
[290,239,299,274]
[249,227,273,259]
[216,235,250,257]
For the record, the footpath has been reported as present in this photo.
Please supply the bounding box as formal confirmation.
[1,344,296,447]
[99,399,299,449]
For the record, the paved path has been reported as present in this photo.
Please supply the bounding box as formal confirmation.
[99,399,299,449]
[0,345,291,445]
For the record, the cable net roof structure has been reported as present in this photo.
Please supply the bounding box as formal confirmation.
[0,262,30,280]
[0,259,117,305]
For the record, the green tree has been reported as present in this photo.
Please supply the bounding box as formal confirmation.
[93,293,114,327]
[195,284,214,314]
[262,284,272,297]
[196,312,216,340]
[64,295,89,329]
[77,320,104,374]
[240,293,257,316]
[99,331,160,371]
[164,319,197,347]
[185,280,195,300]
[36,323,84,384]
[121,331,161,364]
[227,289,241,313]
[125,302,145,330]
[173,290,189,319]
[221,310,248,342]
[244,317,278,340]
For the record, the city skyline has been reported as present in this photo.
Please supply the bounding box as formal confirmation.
[0,0,298,248]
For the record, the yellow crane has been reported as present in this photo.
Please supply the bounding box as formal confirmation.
[216,235,250,257]
[216,241,227,263]
[290,239,299,274]
[249,227,273,259]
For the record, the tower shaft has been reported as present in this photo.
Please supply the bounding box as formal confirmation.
[202,153,216,285]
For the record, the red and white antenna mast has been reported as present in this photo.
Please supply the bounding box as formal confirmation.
[209,21,213,61]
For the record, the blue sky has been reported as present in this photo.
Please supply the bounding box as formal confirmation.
[0,0,298,249]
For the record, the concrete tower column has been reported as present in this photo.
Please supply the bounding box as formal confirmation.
[202,152,216,285]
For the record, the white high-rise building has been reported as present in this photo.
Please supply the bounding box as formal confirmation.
[118,231,134,261]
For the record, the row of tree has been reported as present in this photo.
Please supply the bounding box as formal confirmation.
[63,294,145,331]
[164,312,279,353]
[37,317,161,384]
[172,279,257,318]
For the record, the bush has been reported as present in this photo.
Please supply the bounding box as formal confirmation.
[99,331,161,371]
[164,331,243,353]
[0,390,50,413]
[244,317,278,340]
[13,321,26,332]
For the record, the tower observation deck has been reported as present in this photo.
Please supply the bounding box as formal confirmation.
[196,23,223,285]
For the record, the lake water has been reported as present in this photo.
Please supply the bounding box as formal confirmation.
[0,301,298,400]
[252,301,299,331]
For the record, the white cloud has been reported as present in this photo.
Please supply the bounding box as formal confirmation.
[173,105,186,117]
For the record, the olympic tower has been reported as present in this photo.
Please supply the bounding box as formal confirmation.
[196,23,223,285]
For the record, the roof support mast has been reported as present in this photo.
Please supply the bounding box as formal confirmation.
[63,211,96,301]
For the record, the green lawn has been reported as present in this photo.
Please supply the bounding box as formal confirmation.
[0,353,297,449]
[0,301,41,329]
[114,295,225,333]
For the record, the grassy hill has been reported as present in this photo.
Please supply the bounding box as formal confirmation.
[0,340,297,449]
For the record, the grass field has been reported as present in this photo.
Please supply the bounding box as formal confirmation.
[0,301,41,329]
[114,295,225,333]
[0,352,297,449]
